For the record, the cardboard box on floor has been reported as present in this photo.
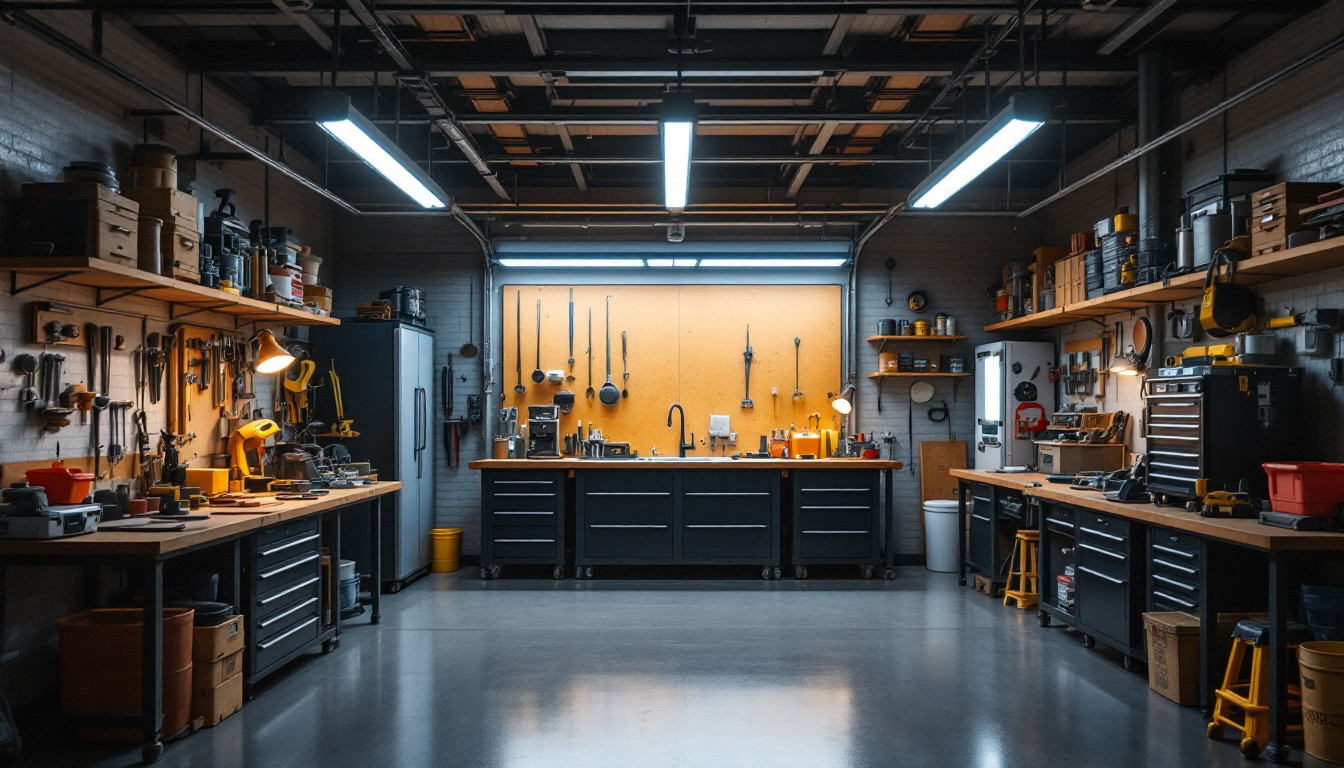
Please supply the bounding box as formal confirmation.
[1144,611,1268,706]
[192,673,242,727]
[193,649,242,689]
[193,616,244,663]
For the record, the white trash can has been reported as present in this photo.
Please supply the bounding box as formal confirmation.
[922,499,961,573]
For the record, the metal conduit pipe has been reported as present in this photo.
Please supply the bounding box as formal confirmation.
[845,202,907,432]
[1136,50,1161,242]
[1019,31,1344,219]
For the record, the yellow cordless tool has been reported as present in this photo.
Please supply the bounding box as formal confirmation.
[228,418,280,492]
[1189,490,1257,518]
[321,361,359,438]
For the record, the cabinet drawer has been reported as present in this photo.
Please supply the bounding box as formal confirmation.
[256,590,321,644]
[582,493,673,526]
[1078,514,1130,549]
[795,470,875,507]
[489,490,561,512]
[1150,529,1201,557]
[1077,539,1128,581]
[257,516,319,549]
[255,551,322,602]
[583,524,672,560]
[683,470,774,494]
[1044,505,1076,533]
[683,525,771,560]
[582,471,673,494]
[489,472,562,491]
[1075,565,1129,644]
[254,613,320,674]
[491,524,562,560]
[255,571,321,623]
[798,530,873,560]
[490,507,559,527]
[683,494,772,527]
[797,505,873,532]
[256,526,322,572]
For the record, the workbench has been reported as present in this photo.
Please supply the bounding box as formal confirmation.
[952,468,1344,764]
[470,458,901,580]
[0,482,399,764]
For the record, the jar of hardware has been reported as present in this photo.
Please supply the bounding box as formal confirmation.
[913,320,931,336]
[934,313,947,335]
[945,316,958,336]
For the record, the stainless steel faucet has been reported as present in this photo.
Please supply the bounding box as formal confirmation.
[667,403,695,458]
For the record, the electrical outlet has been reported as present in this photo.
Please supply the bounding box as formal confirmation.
[726,432,737,446]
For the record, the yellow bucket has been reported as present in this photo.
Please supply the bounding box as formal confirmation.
[430,528,462,573]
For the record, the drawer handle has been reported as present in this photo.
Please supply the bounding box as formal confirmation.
[258,576,321,606]
[257,616,318,650]
[1150,401,1198,408]
[1150,472,1200,482]
[1147,393,1202,399]
[1153,590,1197,608]
[589,524,668,529]
[1153,557,1197,575]
[259,533,320,557]
[1046,519,1074,529]
[686,524,767,529]
[685,492,770,497]
[1150,450,1199,459]
[801,505,870,510]
[586,492,671,497]
[495,480,554,485]
[108,224,133,234]
[1153,573,1198,592]
[495,538,556,543]
[971,496,993,503]
[802,530,868,535]
[1152,544,1197,559]
[1078,542,1124,560]
[258,552,320,580]
[494,510,554,516]
[1077,565,1124,585]
[802,488,869,493]
[495,493,556,497]
[259,597,319,629]
[1079,526,1123,542]
[970,513,991,522]
[1148,435,1200,442]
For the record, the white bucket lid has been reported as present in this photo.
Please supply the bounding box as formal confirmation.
[923,499,960,512]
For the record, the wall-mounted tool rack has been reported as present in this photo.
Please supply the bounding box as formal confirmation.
[4,257,338,328]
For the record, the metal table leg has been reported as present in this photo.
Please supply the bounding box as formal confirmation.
[1264,553,1293,764]
[1199,566,1218,719]
[369,497,382,625]
[883,468,895,578]
[140,560,164,764]
[957,480,967,586]
[332,510,342,637]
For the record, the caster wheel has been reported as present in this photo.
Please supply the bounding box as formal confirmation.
[1264,743,1290,764]
[1206,722,1224,741]
[772,567,782,580]
[1038,611,1051,628]
[1083,635,1096,649]
[861,566,875,580]
[958,578,967,587]
[389,582,402,594]
[141,741,164,764]
[1123,655,1141,672]
[1185,500,1200,513]
[552,566,565,580]
[883,569,896,581]
[488,565,501,579]
[1239,738,1261,759]
[583,567,594,580]
[794,566,808,580]
[761,567,773,580]
[574,567,585,580]
[322,637,340,654]
[479,567,492,580]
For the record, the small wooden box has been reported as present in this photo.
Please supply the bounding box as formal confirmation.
[121,187,198,225]
[1035,440,1126,475]
[161,220,201,283]
[973,573,1004,597]
[14,183,140,264]
[1250,182,1340,256]
[1055,254,1087,309]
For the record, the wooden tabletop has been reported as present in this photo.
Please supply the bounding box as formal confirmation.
[0,482,401,559]
[469,458,902,470]
[951,469,1344,552]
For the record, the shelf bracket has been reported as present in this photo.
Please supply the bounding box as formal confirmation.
[95,287,145,306]
[170,302,231,320]
[877,338,889,356]
[10,271,76,296]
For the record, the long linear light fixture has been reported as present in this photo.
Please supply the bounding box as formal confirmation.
[494,257,848,269]
[661,93,697,211]
[314,93,450,209]
[907,92,1050,209]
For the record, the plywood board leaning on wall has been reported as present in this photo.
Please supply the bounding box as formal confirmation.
[501,285,843,456]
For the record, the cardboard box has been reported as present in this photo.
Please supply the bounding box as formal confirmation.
[192,649,242,689]
[973,573,1003,598]
[186,468,229,497]
[1145,611,1269,706]
[192,615,244,662]
[1036,441,1127,475]
[191,672,242,727]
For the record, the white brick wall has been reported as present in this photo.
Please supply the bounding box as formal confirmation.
[0,13,337,705]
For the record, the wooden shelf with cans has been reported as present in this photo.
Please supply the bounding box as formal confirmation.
[867,328,970,380]
[986,183,1344,333]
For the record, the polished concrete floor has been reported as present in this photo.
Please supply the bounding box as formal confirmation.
[32,567,1323,767]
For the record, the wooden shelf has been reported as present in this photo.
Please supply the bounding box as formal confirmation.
[868,372,972,378]
[4,256,338,327]
[984,236,1344,332]
[866,335,968,343]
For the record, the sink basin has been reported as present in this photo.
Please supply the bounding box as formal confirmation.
[633,456,737,462]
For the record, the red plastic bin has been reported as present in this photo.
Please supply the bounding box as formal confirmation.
[1263,462,1344,516]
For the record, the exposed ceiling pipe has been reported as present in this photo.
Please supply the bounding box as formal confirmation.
[1096,0,1177,55]
[1136,50,1160,242]
[1019,30,1344,219]
[342,0,511,201]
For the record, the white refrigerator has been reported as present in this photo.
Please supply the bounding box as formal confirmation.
[973,341,1055,470]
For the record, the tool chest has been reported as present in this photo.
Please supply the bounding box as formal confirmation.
[245,516,323,684]
[790,469,881,576]
[480,470,566,577]
[1072,511,1147,661]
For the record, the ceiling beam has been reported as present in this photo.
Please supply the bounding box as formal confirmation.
[820,15,852,57]
[786,120,837,198]
[1097,0,1179,55]
[555,125,588,191]
[518,15,549,57]
[270,0,332,50]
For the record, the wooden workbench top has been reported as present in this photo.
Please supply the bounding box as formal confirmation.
[0,482,402,559]
[951,468,1344,552]
[469,458,902,470]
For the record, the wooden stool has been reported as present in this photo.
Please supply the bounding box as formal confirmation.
[1003,529,1040,610]
[1207,619,1312,759]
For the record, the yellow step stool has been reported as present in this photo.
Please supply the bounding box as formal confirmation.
[1207,619,1312,759]
[1003,529,1040,610]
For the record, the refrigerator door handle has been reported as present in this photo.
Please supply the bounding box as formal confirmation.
[415,387,426,479]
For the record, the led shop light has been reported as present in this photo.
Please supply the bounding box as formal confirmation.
[314,93,449,209]
[907,92,1051,209]
[661,93,697,211]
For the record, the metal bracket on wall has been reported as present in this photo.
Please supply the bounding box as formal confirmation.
[10,271,76,296]
[95,287,145,306]
[169,302,232,321]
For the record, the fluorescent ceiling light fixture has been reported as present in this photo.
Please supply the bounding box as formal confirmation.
[907,92,1050,210]
[314,93,449,209]
[661,93,697,211]
[647,258,699,267]
[698,258,848,268]
[496,258,647,268]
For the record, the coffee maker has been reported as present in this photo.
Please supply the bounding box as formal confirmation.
[526,405,560,458]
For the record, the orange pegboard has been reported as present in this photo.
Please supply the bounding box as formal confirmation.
[501,284,842,456]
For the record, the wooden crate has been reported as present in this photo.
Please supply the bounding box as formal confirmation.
[14,183,140,265]
[1032,246,1068,312]
[1055,253,1087,309]
[1250,182,1340,255]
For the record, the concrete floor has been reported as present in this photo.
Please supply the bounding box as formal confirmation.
[32,567,1324,767]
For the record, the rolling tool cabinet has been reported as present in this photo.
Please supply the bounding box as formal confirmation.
[480,469,567,580]
[959,480,1026,587]
[244,516,325,685]
[789,469,882,580]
